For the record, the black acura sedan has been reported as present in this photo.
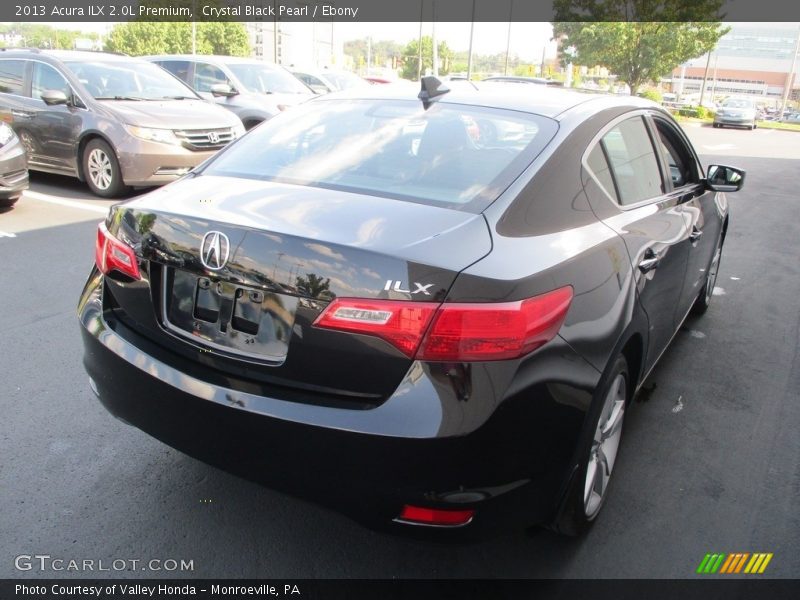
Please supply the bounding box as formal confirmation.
[78,79,743,537]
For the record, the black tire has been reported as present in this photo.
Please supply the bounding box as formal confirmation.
[82,138,129,198]
[551,354,629,536]
[0,195,19,208]
[692,231,724,315]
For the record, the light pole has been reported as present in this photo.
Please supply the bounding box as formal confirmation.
[417,0,424,80]
[466,0,476,80]
[503,1,513,75]
[779,25,800,119]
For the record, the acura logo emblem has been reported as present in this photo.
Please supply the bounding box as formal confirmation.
[200,231,230,270]
[207,131,220,144]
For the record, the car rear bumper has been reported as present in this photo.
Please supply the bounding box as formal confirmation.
[78,271,596,537]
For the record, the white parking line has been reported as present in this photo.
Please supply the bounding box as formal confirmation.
[0,230,17,238]
[24,191,110,215]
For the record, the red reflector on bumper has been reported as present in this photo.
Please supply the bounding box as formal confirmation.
[396,505,475,527]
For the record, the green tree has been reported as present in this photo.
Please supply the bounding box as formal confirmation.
[0,23,99,50]
[344,39,404,72]
[295,273,333,299]
[400,36,453,80]
[553,0,728,94]
[105,22,249,56]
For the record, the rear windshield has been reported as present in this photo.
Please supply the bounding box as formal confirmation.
[202,99,557,211]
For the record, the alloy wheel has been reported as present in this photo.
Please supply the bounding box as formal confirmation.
[583,372,626,519]
[87,148,113,191]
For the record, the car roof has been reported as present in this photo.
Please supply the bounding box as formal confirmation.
[322,81,659,119]
[0,49,135,62]
[143,54,281,67]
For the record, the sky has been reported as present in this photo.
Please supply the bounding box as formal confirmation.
[40,21,559,61]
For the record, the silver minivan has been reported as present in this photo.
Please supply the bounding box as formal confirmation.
[0,49,244,197]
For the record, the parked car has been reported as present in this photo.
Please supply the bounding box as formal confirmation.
[79,78,743,538]
[713,96,758,129]
[0,49,244,198]
[0,121,28,208]
[146,55,314,130]
[288,67,370,94]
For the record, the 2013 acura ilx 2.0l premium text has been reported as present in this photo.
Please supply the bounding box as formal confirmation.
[0,49,244,198]
[78,79,744,537]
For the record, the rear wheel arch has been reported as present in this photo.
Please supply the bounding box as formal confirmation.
[620,333,644,401]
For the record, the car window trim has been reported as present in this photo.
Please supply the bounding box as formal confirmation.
[582,109,676,212]
[30,60,87,110]
[648,112,706,185]
[18,57,89,110]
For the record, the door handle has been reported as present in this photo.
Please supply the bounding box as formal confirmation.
[11,110,32,119]
[689,227,703,242]
[638,249,661,273]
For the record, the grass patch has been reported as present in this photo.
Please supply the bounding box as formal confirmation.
[755,120,800,132]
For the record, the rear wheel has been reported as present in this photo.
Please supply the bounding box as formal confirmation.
[83,138,129,198]
[551,355,628,536]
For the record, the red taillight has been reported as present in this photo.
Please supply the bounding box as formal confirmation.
[313,286,573,361]
[397,505,475,527]
[313,298,438,358]
[418,286,574,361]
[95,222,141,280]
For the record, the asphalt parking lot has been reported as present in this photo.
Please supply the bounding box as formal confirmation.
[1,124,798,579]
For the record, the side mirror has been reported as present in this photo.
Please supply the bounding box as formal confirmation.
[706,164,745,193]
[210,83,237,97]
[41,89,69,106]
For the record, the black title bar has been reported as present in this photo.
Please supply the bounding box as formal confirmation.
[2,0,800,23]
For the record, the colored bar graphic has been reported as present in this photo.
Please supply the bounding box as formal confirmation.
[719,554,735,573]
[697,554,713,574]
[758,554,773,573]
[734,553,749,573]
[711,554,725,573]
[700,552,773,575]
[744,554,760,574]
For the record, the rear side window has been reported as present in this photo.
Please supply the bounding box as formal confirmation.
[596,116,664,206]
[586,143,618,202]
[203,99,558,212]
[0,60,25,95]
